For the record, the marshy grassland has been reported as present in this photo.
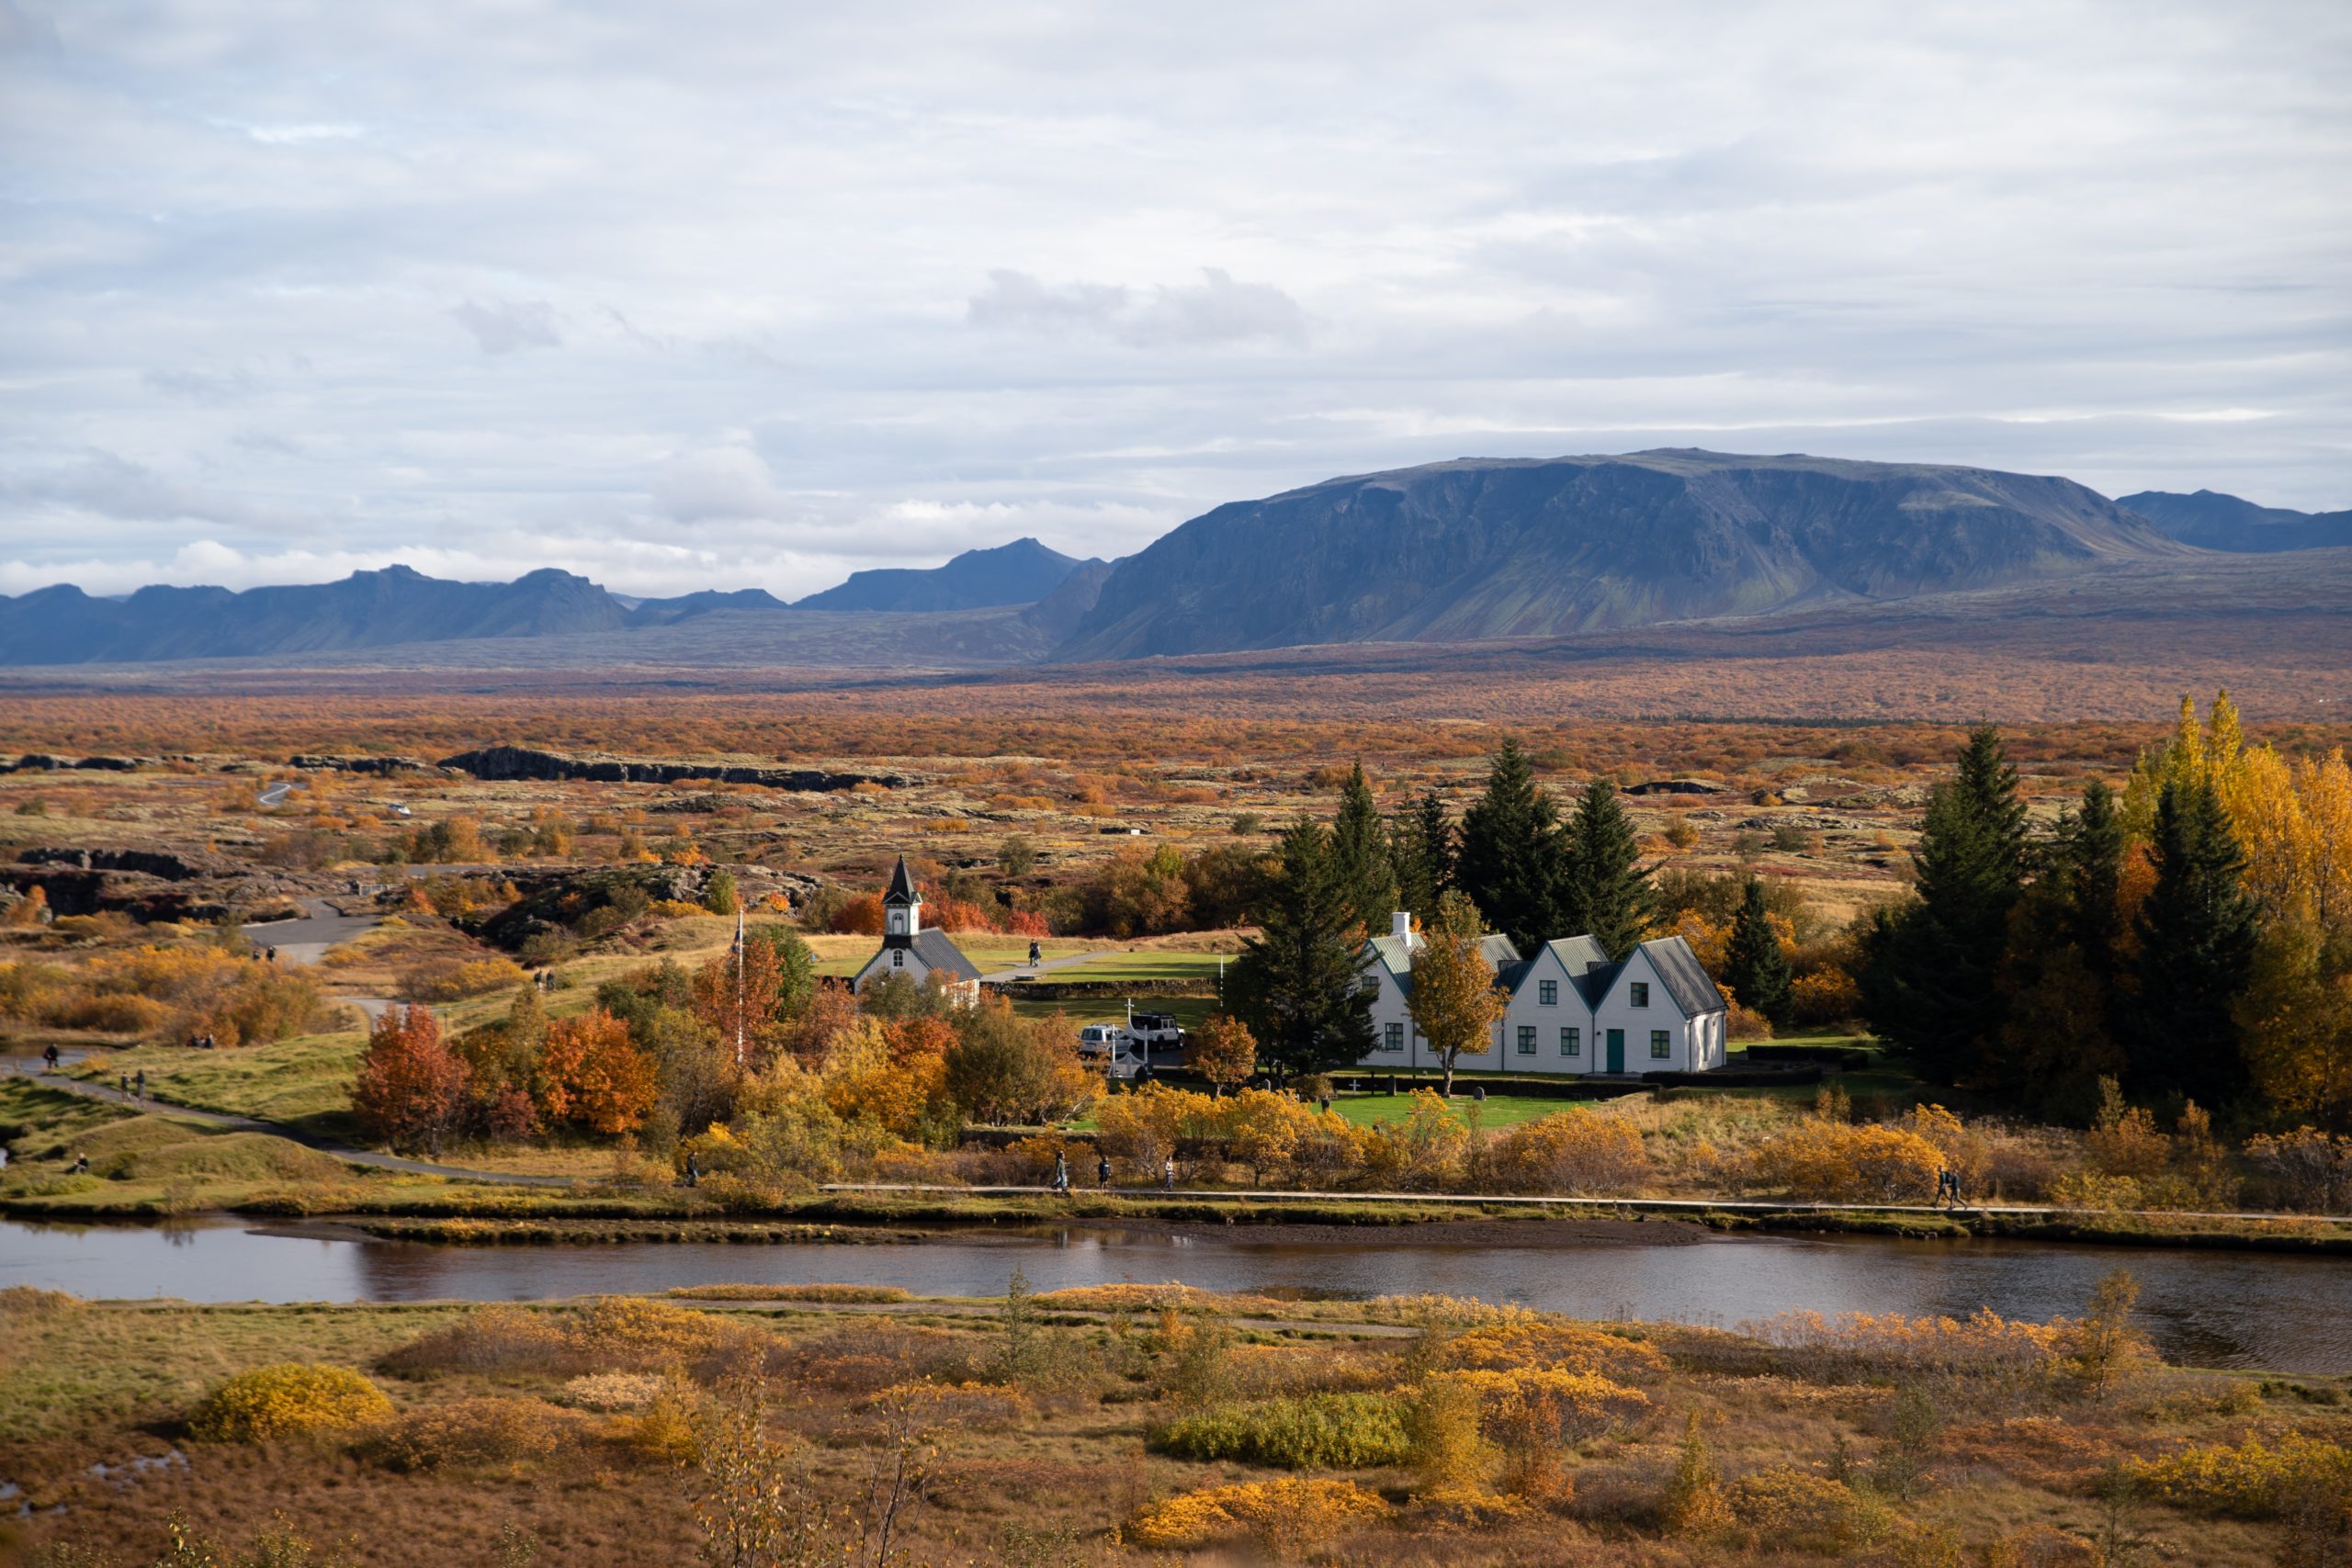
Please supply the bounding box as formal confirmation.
[3,1271,2348,1566]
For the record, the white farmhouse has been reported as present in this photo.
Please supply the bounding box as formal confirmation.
[1355,910,1728,1076]
[851,856,983,1007]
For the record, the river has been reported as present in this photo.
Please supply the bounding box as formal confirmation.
[6,1214,2351,1373]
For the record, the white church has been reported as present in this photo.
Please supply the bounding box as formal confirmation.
[1355,911,1729,1076]
[851,856,984,1006]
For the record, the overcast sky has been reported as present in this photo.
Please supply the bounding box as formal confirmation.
[2,1,2346,599]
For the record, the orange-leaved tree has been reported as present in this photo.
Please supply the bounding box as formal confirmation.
[536,1008,658,1137]
[352,1004,469,1156]
[1407,892,1510,1097]
[1184,1013,1258,1096]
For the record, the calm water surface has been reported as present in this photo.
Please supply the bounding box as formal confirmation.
[6,1215,2350,1373]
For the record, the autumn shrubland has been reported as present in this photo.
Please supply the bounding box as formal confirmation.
[7,1264,2348,1567]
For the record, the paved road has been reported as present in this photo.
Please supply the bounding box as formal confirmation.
[977,949,1116,984]
[237,897,379,966]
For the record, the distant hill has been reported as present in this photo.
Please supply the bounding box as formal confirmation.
[1056,449,2192,660]
[624,588,788,626]
[0,565,625,665]
[792,537,1091,613]
[2117,490,2352,553]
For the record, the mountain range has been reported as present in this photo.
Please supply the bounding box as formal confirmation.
[0,453,2341,669]
[2114,490,2352,554]
[1057,449,2193,660]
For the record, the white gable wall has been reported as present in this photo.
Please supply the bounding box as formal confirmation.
[1590,947,1726,1073]
[1500,945,1598,1073]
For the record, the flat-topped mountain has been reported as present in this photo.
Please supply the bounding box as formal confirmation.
[2118,489,2352,553]
[1055,449,2193,660]
[791,537,1093,613]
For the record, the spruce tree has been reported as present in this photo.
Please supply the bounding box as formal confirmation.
[1455,738,1568,952]
[1228,818,1376,1079]
[2128,777,2260,1107]
[1992,779,2129,1117]
[1390,789,1455,919]
[2061,780,2126,986]
[1860,726,2030,1084]
[1562,778,1651,956]
[1329,761,1396,937]
[1724,876,1793,1027]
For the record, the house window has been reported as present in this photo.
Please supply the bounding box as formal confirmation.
[1384,1022,1404,1053]
[1539,979,1557,1006]
[1630,982,1649,1007]
[891,949,904,968]
[1561,1027,1580,1057]
[1517,1026,1537,1055]
[1650,1029,1671,1059]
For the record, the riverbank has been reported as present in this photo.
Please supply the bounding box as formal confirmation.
[11,1075,2352,1256]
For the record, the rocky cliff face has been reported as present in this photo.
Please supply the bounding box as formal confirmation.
[1055,449,2191,660]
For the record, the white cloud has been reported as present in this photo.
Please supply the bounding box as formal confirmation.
[448,298,562,355]
[0,0,2345,602]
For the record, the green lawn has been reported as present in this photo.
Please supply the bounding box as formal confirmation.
[68,1028,368,1144]
[1320,1090,1589,1130]
[1050,951,1229,984]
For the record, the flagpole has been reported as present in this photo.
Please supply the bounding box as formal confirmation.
[734,906,746,1067]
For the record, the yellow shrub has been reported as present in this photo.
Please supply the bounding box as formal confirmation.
[1428,1367,1649,1495]
[1754,1308,2065,1382]
[1128,1477,1390,1551]
[1726,1465,1868,1553]
[2126,1432,2352,1518]
[1486,1110,1651,1195]
[1752,1120,1942,1201]
[188,1362,393,1442]
[560,1371,670,1411]
[1439,1322,1668,1383]
[378,1395,574,1472]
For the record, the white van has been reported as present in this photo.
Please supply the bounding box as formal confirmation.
[1077,1023,1127,1055]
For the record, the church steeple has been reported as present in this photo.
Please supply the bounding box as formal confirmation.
[884,855,921,937]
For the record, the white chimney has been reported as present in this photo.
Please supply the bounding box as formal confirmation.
[1391,910,1413,942]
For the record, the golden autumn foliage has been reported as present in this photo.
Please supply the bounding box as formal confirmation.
[1127,1477,1390,1551]
[537,1009,659,1135]
[188,1362,394,1442]
[0,942,323,1046]
[1751,1118,1943,1202]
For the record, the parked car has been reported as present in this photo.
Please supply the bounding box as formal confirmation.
[1077,1023,1128,1055]
[1126,1012,1185,1050]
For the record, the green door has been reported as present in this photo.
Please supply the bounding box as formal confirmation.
[1605,1029,1624,1073]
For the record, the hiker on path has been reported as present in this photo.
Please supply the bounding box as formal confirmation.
[1162,1156,1176,1192]
[41,1043,60,1072]
[134,1068,146,1100]
[1097,1155,1113,1190]
[119,1072,130,1097]
[684,1151,700,1189]
[1052,1151,1070,1194]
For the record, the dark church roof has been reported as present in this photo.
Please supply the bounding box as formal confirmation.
[880,928,983,982]
[884,855,919,905]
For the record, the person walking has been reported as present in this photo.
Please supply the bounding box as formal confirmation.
[684,1151,700,1189]
[133,1068,146,1101]
[41,1043,60,1073]
[1052,1151,1070,1194]
[1161,1156,1176,1192]
[1096,1155,1113,1190]
[119,1072,130,1097]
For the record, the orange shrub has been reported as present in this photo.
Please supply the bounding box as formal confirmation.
[1752,1119,1942,1202]
[1486,1110,1650,1195]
